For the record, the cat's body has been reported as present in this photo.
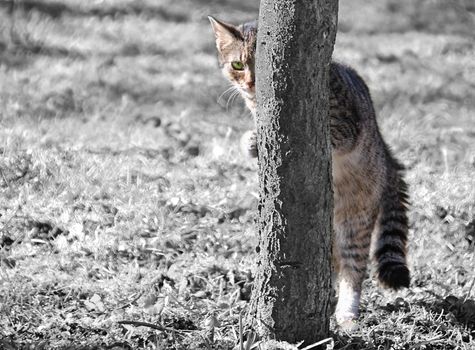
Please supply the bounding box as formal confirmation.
[209,17,410,325]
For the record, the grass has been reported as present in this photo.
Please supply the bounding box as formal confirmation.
[0,0,474,349]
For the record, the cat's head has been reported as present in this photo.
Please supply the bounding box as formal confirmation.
[208,17,257,110]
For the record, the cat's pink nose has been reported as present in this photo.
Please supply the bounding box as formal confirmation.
[246,81,255,89]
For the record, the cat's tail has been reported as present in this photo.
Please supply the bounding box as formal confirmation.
[374,163,410,290]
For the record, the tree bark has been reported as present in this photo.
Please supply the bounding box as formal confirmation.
[250,0,338,344]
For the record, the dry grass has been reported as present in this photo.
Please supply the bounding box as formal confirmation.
[0,0,474,349]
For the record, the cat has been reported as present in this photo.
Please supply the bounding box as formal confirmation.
[209,16,410,326]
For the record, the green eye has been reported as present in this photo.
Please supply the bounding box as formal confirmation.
[231,61,244,70]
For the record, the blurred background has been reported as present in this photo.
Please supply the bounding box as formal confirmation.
[0,0,474,349]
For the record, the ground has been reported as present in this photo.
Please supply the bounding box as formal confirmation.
[0,0,474,349]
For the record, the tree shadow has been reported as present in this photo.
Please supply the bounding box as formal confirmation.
[421,294,475,330]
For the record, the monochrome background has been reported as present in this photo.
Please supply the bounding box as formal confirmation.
[0,0,474,349]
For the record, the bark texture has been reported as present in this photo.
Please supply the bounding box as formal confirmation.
[250,0,338,343]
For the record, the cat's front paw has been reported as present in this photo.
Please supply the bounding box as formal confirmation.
[335,310,358,330]
[240,130,258,158]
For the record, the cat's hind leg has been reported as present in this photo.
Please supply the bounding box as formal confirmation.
[334,214,376,326]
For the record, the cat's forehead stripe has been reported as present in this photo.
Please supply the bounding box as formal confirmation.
[239,21,257,35]
[239,21,257,63]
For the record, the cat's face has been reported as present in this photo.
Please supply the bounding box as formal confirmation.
[209,17,257,110]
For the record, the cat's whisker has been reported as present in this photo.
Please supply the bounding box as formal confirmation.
[231,90,241,107]
[225,92,235,111]
[229,91,240,108]
[217,86,237,106]
[226,90,240,111]
[216,86,232,104]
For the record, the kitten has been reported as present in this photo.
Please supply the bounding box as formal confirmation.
[209,17,410,326]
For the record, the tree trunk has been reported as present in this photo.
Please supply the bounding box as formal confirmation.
[249,0,338,344]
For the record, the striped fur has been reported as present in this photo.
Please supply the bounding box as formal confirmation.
[375,152,410,289]
[209,18,410,326]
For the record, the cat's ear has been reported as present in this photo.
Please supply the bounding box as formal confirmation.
[208,16,242,53]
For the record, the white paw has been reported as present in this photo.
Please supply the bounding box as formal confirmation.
[335,309,358,323]
[240,130,258,158]
[335,309,358,331]
[335,279,361,330]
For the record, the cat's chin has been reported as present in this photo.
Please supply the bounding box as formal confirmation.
[244,98,257,116]
[243,95,256,103]
[241,91,255,100]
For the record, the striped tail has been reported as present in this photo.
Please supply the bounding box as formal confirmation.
[374,164,410,290]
